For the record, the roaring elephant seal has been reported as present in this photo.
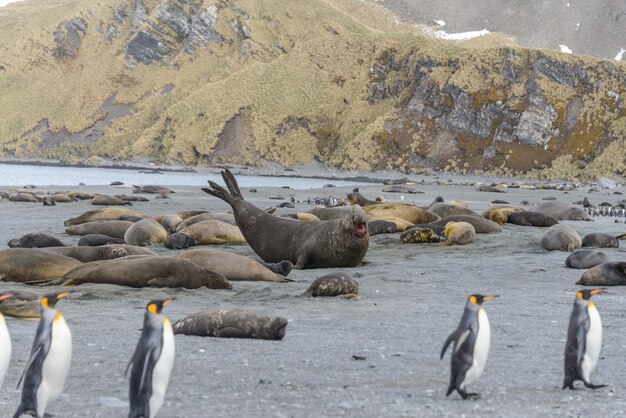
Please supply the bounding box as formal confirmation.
[174,249,293,282]
[65,220,134,239]
[53,256,232,289]
[173,309,288,340]
[565,250,609,269]
[202,170,369,269]
[7,233,65,248]
[432,215,502,234]
[308,206,353,221]
[540,224,582,252]
[0,249,82,283]
[363,203,440,224]
[91,195,132,206]
[577,262,626,286]
[124,219,168,246]
[532,202,591,221]
[429,202,480,219]
[400,227,442,244]
[77,234,125,246]
[177,220,246,245]
[507,211,559,227]
[581,232,620,248]
[0,289,41,319]
[437,222,476,246]
[64,208,145,226]
[300,272,359,297]
[40,245,128,263]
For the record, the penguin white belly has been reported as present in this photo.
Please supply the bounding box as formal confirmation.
[461,309,490,389]
[0,315,11,388]
[149,320,175,418]
[38,315,72,416]
[582,305,602,382]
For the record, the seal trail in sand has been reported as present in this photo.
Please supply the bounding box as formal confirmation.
[202,169,369,269]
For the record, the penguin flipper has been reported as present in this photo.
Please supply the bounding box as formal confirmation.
[576,323,587,366]
[440,332,456,359]
[16,344,43,389]
[138,347,156,394]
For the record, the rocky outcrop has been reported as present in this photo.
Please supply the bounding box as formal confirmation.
[52,17,88,60]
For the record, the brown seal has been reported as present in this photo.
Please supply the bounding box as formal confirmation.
[91,195,132,206]
[174,213,237,231]
[0,289,41,319]
[577,262,626,286]
[8,233,65,248]
[532,202,591,221]
[382,185,419,193]
[174,249,293,282]
[540,224,582,252]
[40,245,128,263]
[64,208,145,226]
[437,222,476,246]
[158,214,184,234]
[124,219,168,246]
[432,215,502,234]
[9,193,38,203]
[132,185,175,194]
[77,234,125,246]
[507,211,559,227]
[202,170,369,269]
[347,192,381,206]
[173,309,288,340]
[53,256,232,289]
[488,207,523,225]
[0,249,82,283]
[65,220,134,239]
[300,272,359,297]
[113,194,149,202]
[581,233,620,248]
[176,220,246,245]
[363,203,440,224]
[429,202,480,219]
[565,250,609,269]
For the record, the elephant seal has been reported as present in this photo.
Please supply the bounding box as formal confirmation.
[477,184,505,193]
[132,185,175,194]
[507,211,559,227]
[429,202,480,219]
[9,193,38,203]
[0,249,82,283]
[308,206,353,220]
[532,202,591,221]
[581,233,620,248]
[42,196,56,206]
[77,234,125,246]
[173,309,288,340]
[258,260,293,277]
[64,208,145,226]
[40,245,128,263]
[202,170,369,269]
[565,250,609,269]
[300,272,359,297]
[400,227,442,244]
[164,233,198,249]
[124,219,168,246]
[437,222,476,246]
[540,224,582,251]
[432,215,502,234]
[489,207,523,225]
[91,195,132,206]
[54,256,232,289]
[0,289,41,319]
[176,220,246,245]
[382,185,419,194]
[367,216,413,231]
[368,220,397,235]
[174,213,237,231]
[347,192,380,206]
[281,213,322,222]
[408,223,446,236]
[577,262,626,286]
[363,203,439,224]
[481,204,523,219]
[65,220,134,239]
[158,214,184,234]
[114,194,149,202]
[175,249,292,282]
[7,233,65,248]
[66,192,96,200]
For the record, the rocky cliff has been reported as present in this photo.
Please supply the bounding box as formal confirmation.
[0,0,624,180]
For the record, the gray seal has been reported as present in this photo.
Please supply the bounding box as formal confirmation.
[8,233,65,248]
[532,202,591,221]
[581,233,619,248]
[540,224,582,252]
[300,272,359,297]
[508,211,559,227]
[77,234,125,246]
[577,262,626,286]
[173,309,288,340]
[565,250,609,269]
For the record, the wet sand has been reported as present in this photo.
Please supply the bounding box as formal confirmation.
[0,176,625,417]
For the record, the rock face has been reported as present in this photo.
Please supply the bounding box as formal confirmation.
[53,17,88,60]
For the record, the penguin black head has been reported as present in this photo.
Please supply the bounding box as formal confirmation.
[146,298,175,315]
[468,294,498,305]
[577,288,606,300]
[41,291,74,309]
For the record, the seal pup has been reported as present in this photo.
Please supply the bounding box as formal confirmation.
[300,272,359,298]
[581,233,619,248]
[565,250,609,269]
[368,220,397,235]
[173,309,288,340]
[127,299,175,418]
[441,294,497,399]
[540,224,582,252]
[0,290,41,319]
[8,233,65,248]
[488,207,522,225]
[202,170,369,269]
[563,289,606,390]
[0,292,12,388]
[163,233,198,249]
[14,291,73,418]
[577,262,626,286]
[124,219,168,247]
[437,222,476,246]
[400,227,442,244]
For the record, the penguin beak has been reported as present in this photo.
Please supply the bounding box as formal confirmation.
[162,298,175,307]
[482,295,499,301]
[57,291,75,300]
[590,289,606,296]
[0,293,12,302]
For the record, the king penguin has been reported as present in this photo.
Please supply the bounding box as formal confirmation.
[127,298,175,418]
[440,294,497,399]
[563,288,606,390]
[14,291,73,418]
[0,292,13,389]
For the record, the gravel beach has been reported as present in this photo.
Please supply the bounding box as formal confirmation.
[0,173,625,417]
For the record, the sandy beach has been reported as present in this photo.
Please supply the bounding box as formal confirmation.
[0,171,625,417]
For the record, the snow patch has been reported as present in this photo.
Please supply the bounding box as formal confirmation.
[0,0,23,7]
[615,48,625,61]
[433,29,491,41]
[559,44,573,54]
[434,20,446,27]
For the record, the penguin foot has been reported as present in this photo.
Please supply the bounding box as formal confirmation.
[459,390,480,400]
[584,382,607,390]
